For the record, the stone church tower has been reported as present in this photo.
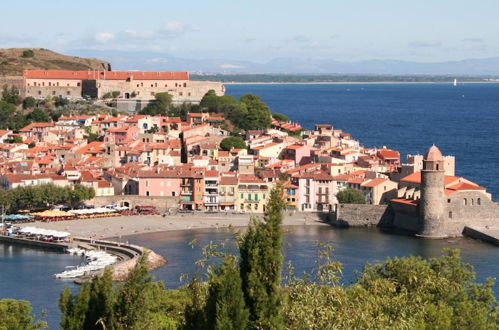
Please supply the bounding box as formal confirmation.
[418,145,446,237]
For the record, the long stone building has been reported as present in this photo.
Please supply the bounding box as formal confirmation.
[22,70,224,106]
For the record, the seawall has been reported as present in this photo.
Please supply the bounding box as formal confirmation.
[329,204,393,228]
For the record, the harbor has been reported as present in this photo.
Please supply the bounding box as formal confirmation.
[0,228,166,283]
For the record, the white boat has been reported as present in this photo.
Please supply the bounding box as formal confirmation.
[55,249,117,279]
[453,78,457,86]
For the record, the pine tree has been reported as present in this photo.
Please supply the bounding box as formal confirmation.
[239,187,285,329]
[205,255,249,330]
[183,274,208,330]
[114,253,153,329]
[85,268,116,330]
[59,287,73,330]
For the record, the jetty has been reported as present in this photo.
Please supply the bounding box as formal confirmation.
[0,235,166,282]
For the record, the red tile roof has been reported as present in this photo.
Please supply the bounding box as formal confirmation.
[24,70,188,80]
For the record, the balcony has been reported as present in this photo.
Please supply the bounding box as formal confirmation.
[205,183,218,188]
[181,190,193,195]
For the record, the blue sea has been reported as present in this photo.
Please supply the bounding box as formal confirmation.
[1,83,499,328]
[226,83,499,198]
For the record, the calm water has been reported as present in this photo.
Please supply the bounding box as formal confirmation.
[227,83,499,198]
[2,83,499,328]
[0,244,82,328]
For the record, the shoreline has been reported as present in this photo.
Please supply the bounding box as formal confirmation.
[16,213,330,240]
[221,81,499,85]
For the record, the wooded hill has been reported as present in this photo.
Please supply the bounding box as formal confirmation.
[0,48,110,76]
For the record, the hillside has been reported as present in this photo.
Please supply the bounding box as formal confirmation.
[0,48,111,76]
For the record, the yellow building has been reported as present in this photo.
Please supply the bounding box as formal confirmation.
[237,174,273,213]
[218,174,238,211]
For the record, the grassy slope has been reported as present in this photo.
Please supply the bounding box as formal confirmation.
[0,48,110,76]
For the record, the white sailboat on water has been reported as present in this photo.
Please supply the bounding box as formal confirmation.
[453,78,457,86]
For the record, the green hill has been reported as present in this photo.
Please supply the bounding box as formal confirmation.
[0,48,111,76]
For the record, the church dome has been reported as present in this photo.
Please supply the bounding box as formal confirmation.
[424,145,443,161]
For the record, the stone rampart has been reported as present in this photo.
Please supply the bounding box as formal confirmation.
[89,195,180,212]
[331,204,393,228]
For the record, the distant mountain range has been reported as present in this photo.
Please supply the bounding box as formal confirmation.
[69,49,499,76]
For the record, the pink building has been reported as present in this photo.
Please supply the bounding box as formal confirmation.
[104,126,140,145]
[283,144,313,166]
[137,168,181,197]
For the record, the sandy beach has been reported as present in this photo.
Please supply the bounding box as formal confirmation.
[20,212,330,240]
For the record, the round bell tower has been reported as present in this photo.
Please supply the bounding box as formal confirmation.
[418,145,446,238]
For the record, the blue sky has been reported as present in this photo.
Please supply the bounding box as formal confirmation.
[1,0,498,63]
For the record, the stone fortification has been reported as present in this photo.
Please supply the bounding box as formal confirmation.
[330,204,392,227]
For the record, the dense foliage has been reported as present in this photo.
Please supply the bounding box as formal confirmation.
[0,184,95,211]
[59,257,186,330]
[0,299,46,329]
[139,92,199,120]
[220,136,246,151]
[336,188,366,204]
[272,113,288,122]
[199,90,272,131]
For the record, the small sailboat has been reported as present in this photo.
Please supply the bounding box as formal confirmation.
[453,78,457,86]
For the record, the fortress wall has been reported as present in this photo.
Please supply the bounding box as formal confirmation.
[331,204,392,227]
[442,191,499,236]
[25,86,82,99]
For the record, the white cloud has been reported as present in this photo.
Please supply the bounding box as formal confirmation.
[149,57,169,63]
[159,21,191,35]
[94,32,115,43]
[408,40,442,48]
[219,63,243,69]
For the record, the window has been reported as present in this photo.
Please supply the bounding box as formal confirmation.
[254,193,258,201]
[146,191,150,196]
[52,91,56,95]
[471,199,474,206]
[77,82,81,87]
[146,180,150,187]
[449,211,452,218]
[172,192,176,196]
[463,198,467,206]
[447,199,451,203]
[67,91,71,95]
[248,193,252,201]
[477,198,481,205]
[254,204,258,210]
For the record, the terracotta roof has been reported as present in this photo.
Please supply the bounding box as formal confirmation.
[446,182,485,191]
[361,178,388,188]
[391,198,419,207]
[220,176,238,185]
[24,70,188,80]
[239,174,264,183]
[377,148,400,159]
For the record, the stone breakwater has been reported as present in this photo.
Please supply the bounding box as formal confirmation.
[73,237,166,282]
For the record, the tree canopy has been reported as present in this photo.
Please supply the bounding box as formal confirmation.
[199,91,272,131]
[220,136,246,151]
[272,113,289,122]
[336,188,366,204]
[0,299,46,329]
